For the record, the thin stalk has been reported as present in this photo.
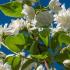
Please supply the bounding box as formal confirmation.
[44,60,50,70]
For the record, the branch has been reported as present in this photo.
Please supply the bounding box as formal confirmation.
[44,60,50,70]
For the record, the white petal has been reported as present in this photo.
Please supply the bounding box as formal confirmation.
[63,59,70,68]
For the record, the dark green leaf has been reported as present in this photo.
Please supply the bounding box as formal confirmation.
[5,55,21,70]
[58,33,70,46]
[14,0,38,5]
[50,32,60,51]
[39,28,50,47]
[30,41,40,55]
[21,59,34,70]
[12,56,21,70]
[55,52,69,64]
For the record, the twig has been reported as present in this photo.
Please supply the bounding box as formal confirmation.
[44,60,50,70]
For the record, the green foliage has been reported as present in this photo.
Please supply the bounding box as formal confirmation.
[54,52,69,64]
[5,56,14,64]
[39,28,50,47]
[50,32,60,51]
[22,31,33,51]
[12,56,21,70]
[0,1,23,17]
[31,52,48,60]
[4,33,25,52]
[34,5,49,14]
[30,41,40,55]
[0,0,70,69]
[58,33,70,46]
[21,59,34,70]
[30,40,48,55]
[5,55,21,70]
[12,0,38,5]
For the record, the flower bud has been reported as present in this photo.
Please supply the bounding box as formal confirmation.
[22,4,35,21]
[63,59,70,68]
[36,11,53,27]
[49,0,61,13]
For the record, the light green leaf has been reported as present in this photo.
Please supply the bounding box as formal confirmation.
[58,33,70,46]
[12,56,21,70]
[39,34,48,46]
[31,52,48,60]
[5,55,21,70]
[5,56,14,64]
[4,33,25,52]
[0,1,23,17]
[12,0,38,5]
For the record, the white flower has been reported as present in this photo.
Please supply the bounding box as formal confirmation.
[4,19,24,35]
[0,24,8,35]
[36,64,44,70]
[0,24,8,44]
[0,26,3,44]
[63,59,70,68]
[1,18,37,35]
[50,23,62,36]
[49,0,61,13]
[22,4,35,21]
[38,28,43,32]
[0,52,6,58]
[0,60,11,70]
[36,11,53,27]
[54,8,70,31]
[0,25,4,35]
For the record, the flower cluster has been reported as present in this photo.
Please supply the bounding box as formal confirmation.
[0,0,70,37]
[0,60,11,70]
[54,6,70,31]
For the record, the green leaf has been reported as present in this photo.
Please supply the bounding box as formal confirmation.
[13,0,38,5]
[5,55,21,70]
[12,56,21,70]
[31,52,48,60]
[39,28,50,46]
[39,34,48,46]
[5,56,14,64]
[30,41,40,55]
[4,33,25,52]
[0,1,23,17]
[22,31,33,51]
[54,52,69,64]
[30,40,48,55]
[50,32,60,51]
[34,5,49,13]
[58,33,70,46]
[21,59,34,70]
